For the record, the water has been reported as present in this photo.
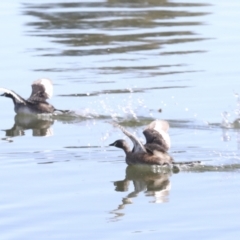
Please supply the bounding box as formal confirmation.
[0,0,240,239]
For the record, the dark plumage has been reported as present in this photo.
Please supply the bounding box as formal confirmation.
[109,120,173,166]
[109,139,173,165]
[110,120,201,167]
[0,79,68,114]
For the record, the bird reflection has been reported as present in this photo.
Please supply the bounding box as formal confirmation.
[115,165,172,202]
[3,114,54,137]
[109,165,174,221]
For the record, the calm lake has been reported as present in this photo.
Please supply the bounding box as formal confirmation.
[0,0,240,239]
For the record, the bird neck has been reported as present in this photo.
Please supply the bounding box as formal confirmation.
[7,94,19,105]
[5,92,26,105]
[122,144,131,155]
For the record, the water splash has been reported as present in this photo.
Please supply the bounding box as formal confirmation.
[96,91,155,122]
[220,93,240,129]
[221,111,232,128]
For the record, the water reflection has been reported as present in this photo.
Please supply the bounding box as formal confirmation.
[115,166,171,202]
[110,162,240,221]
[3,114,54,137]
[110,165,172,221]
[22,0,210,76]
